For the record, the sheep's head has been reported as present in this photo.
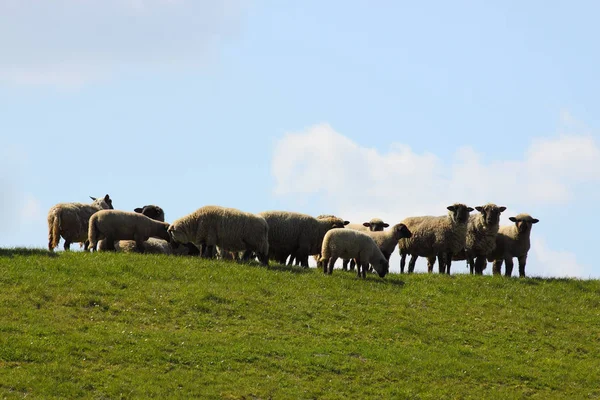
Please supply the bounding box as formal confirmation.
[90,194,113,210]
[509,214,539,234]
[363,218,389,231]
[373,258,389,278]
[167,223,188,245]
[157,222,171,242]
[475,204,506,226]
[134,205,165,222]
[317,215,350,229]
[391,223,412,240]
[447,203,474,224]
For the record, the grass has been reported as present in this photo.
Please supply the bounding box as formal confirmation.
[0,248,599,399]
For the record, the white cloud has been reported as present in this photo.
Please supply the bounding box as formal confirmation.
[529,238,592,279]
[271,119,600,277]
[0,0,248,87]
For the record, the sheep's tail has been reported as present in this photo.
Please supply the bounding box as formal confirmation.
[88,216,98,251]
[47,210,61,251]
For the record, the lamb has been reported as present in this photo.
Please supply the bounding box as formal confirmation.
[257,211,349,267]
[453,203,506,274]
[343,217,390,270]
[88,210,171,252]
[168,205,270,265]
[319,229,389,278]
[366,223,413,260]
[47,194,114,251]
[398,203,474,274]
[487,214,539,277]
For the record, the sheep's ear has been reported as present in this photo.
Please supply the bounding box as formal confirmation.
[134,208,143,213]
[475,206,484,212]
[104,194,110,201]
[363,222,371,227]
[532,218,539,224]
[498,206,507,212]
[447,205,456,211]
[467,207,474,212]
[509,217,517,222]
[344,221,350,225]
[90,196,97,201]
[383,223,389,228]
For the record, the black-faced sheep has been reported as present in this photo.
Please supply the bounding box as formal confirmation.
[47,194,114,251]
[398,203,474,274]
[343,217,390,270]
[453,203,506,274]
[319,229,389,278]
[487,213,539,277]
[258,211,348,268]
[168,205,270,265]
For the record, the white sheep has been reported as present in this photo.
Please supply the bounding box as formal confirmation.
[453,203,506,274]
[487,213,539,277]
[343,217,390,270]
[47,194,114,251]
[88,210,171,252]
[398,203,474,274]
[319,229,389,278]
[168,205,270,265]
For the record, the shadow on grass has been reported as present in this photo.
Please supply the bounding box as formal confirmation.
[0,248,58,258]
[266,263,312,274]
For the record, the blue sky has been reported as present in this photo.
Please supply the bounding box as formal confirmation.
[1,0,598,278]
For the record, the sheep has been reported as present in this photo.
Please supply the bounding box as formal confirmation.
[133,204,165,222]
[398,203,474,274]
[257,211,349,268]
[487,214,539,277]
[168,205,270,265]
[366,223,413,260]
[319,229,389,278]
[452,203,506,274]
[88,210,171,252]
[343,217,390,270]
[47,194,114,251]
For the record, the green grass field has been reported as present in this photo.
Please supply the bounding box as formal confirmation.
[1,249,599,399]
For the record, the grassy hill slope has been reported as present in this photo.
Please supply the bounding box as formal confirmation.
[1,249,599,399]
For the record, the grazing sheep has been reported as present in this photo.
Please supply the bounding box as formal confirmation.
[47,194,114,251]
[168,205,270,265]
[88,210,171,252]
[343,217,390,270]
[487,214,539,277]
[453,203,506,274]
[319,229,389,278]
[398,203,474,274]
[258,211,349,268]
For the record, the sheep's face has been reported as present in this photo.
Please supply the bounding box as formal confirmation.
[392,223,412,240]
[509,214,539,234]
[475,204,506,226]
[447,203,474,224]
[91,194,113,210]
[363,218,389,231]
[158,222,171,242]
[168,224,188,244]
[373,259,389,278]
[135,205,165,222]
[330,218,350,229]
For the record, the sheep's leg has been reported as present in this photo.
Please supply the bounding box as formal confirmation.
[445,254,452,275]
[435,255,443,274]
[321,258,329,274]
[328,257,337,275]
[342,259,349,271]
[64,240,71,251]
[83,240,90,252]
[408,255,418,273]
[287,256,295,266]
[474,256,486,275]
[492,259,503,275]
[517,255,527,278]
[504,258,514,277]
[467,255,475,274]
[361,261,368,278]
[350,259,356,271]
[355,258,362,278]
[400,253,406,274]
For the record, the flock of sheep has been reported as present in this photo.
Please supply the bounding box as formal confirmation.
[46,194,540,278]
